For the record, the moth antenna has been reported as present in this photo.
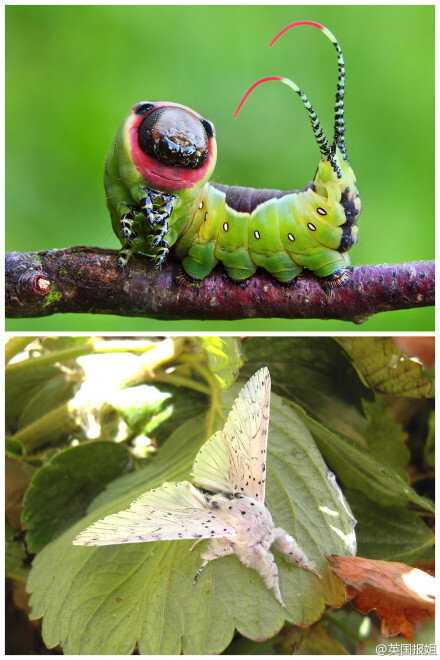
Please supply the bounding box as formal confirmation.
[270,21,347,161]
[234,76,341,178]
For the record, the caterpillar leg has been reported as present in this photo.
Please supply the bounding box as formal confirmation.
[182,241,219,280]
[249,250,303,283]
[151,217,170,248]
[139,187,159,223]
[176,269,203,286]
[154,244,169,269]
[140,187,176,228]
[120,211,135,240]
[117,241,134,267]
[115,189,177,268]
[321,268,349,288]
[306,250,351,286]
[138,188,176,266]
[273,527,322,579]
[218,247,257,281]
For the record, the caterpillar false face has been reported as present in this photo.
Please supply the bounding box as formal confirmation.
[73,368,321,607]
[104,21,361,284]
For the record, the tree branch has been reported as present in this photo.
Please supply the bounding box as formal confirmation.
[5,247,434,323]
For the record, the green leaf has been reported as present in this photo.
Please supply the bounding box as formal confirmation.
[22,441,133,552]
[6,519,28,581]
[17,373,82,434]
[6,363,72,429]
[5,436,23,458]
[296,406,434,513]
[225,634,281,654]
[147,385,209,446]
[322,608,367,654]
[340,338,433,397]
[346,489,434,564]
[424,411,435,468]
[112,384,171,434]
[41,336,94,353]
[5,339,85,438]
[26,385,355,654]
[362,399,410,477]
[198,336,243,388]
[242,336,373,442]
[12,402,78,451]
[5,336,38,364]
[276,621,350,655]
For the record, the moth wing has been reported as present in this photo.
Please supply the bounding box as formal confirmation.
[223,367,271,502]
[191,431,232,493]
[192,368,271,502]
[73,480,236,547]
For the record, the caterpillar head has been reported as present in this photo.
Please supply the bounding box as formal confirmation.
[111,101,217,195]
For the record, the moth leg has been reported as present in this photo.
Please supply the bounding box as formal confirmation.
[273,527,322,579]
[193,559,210,584]
[240,544,285,607]
[189,538,204,553]
[193,540,235,584]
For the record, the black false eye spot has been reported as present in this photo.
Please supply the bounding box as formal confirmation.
[138,107,209,169]
[287,233,295,242]
[316,208,327,216]
[308,222,317,231]
[135,102,155,115]
[200,117,215,138]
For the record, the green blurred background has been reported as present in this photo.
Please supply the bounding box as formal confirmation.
[6,5,434,331]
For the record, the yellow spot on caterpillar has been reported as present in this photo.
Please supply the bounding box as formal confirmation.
[317,207,327,216]
[307,223,316,231]
[287,233,295,242]
[254,230,260,240]
[223,222,229,232]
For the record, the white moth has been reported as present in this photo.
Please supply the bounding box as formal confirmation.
[73,368,321,607]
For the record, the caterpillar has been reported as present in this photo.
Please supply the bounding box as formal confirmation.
[104,21,361,284]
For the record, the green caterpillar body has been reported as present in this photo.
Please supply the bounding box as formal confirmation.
[105,21,361,284]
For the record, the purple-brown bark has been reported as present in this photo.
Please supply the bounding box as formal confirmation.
[5,247,434,323]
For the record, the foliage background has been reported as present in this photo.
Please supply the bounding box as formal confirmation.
[6,5,434,331]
